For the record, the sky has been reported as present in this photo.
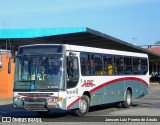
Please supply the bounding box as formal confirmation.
[0,0,160,46]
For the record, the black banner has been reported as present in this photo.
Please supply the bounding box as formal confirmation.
[1,116,160,122]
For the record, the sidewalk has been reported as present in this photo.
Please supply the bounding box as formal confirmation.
[0,98,13,106]
[150,82,159,86]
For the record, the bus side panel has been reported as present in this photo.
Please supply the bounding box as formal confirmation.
[141,75,149,98]
[66,88,81,110]
[103,81,124,104]
[58,92,67,110]
[90,79,125,106]
[90,87,105,106]
[66,96,80,110]
[90,77,149,107]
[124,80,147,99]
[141,83,149,98]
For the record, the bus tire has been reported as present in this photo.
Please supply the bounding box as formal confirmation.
[36,110,50,116]
[121,90,132,108]
[73,95,90,117]
[116,102,122,108]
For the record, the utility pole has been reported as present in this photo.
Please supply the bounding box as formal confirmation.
[133,36,137,45]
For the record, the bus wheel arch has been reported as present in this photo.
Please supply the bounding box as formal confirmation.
[83,91,91,105]
[121,88,132,108]
[127,87,132,96]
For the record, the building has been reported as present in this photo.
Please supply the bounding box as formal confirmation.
[0,50,14,98]
[146,47,160,75]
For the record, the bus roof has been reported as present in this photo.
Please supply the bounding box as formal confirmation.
[19,44,148,58]
[65,44,148,58]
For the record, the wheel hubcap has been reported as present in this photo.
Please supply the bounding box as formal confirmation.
[80,99,87,113]
[127,93,131,105]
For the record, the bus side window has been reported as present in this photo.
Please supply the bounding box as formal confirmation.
[133,58,141,74]
[114,56,124,75]
[141,58,148,75]
[108,64,113,75]
[90,55,95,75]
[124,57,132,74]
[103,55,113,75]
[80,53,90,75]
[94,54,103,75]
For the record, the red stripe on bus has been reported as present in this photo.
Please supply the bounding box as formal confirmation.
[67,97,81,109]
[67,77,148,109]
[90,77,148,93]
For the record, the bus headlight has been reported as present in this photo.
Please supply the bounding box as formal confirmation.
[48,98,58,102]
[14,97,18,102]
[14,97,21,102]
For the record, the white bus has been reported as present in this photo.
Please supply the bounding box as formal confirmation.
[12,44,149,116]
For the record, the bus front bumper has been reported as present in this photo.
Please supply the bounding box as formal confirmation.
[13,97,64,111]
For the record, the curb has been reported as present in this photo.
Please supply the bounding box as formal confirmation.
[150,82,159,86]
[0,98,13,106]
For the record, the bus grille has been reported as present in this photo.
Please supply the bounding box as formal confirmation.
[24,98,46,102]
[24,104,47,111]
[18,93,53,97]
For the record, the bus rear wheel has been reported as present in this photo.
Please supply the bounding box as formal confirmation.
[74,95,90,117]
[121,90,132,108]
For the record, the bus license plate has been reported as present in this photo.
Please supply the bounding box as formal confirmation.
[48,102,57,105]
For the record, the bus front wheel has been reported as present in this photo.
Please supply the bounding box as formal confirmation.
[73,95,90,117]
[121,90,132,108]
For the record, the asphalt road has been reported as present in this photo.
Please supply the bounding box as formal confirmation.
[1,84,160,125]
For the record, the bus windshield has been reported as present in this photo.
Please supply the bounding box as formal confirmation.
[14,54,65,91]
